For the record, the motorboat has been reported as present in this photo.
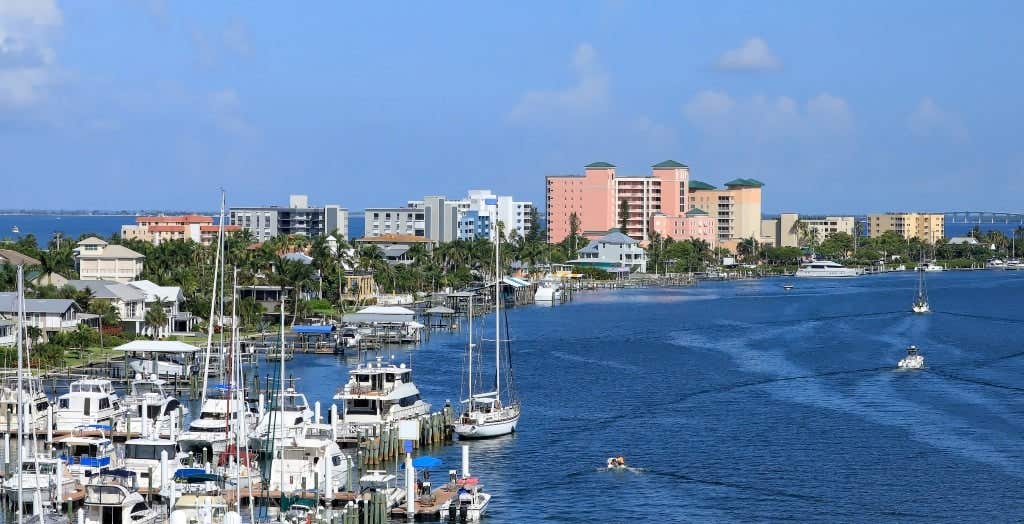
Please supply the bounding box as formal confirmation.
[178,384,255,456]
[917,262,944,272]
[455,236,520,440]
[118,374,188,437]
[53,426,118,484]
[81,470,161,524]
[898,345,925,370]
[126,352,196,380]
[338,326,362,348]
[264,422,350,495]
[1006,259,1022,271]
[122,437,185,491]
[444,477,490,522]
[782,283,794,291]
[533,276,563,303]
[795,260,862,278]
[250,387,314,447]
[170,491,233,524]
[11,225,19,234]
[986,258,1007,269]
[0,372,51,431]
[332,357,432,439]
[606,456,628,470]
[912,266,930,314]
[2,457,78,512]
[54,379,124,431]
[359,470,405,508]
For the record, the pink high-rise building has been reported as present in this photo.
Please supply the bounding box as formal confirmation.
[546,160,717,246]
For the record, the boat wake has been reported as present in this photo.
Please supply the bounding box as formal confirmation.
[597,466,645,474]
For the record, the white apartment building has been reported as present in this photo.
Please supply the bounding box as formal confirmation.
[74,237,145,283]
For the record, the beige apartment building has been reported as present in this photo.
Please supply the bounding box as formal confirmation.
[868,213,945,243]
[761,213,856,247]
[74,237,145,283]
[688,179,764,251]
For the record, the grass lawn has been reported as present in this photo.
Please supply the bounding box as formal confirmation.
[61,346,121,368]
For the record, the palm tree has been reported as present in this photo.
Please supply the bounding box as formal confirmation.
[144,302,168,339]
[275,256,315,324]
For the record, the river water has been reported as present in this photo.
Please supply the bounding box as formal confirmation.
[241,270,1024,522]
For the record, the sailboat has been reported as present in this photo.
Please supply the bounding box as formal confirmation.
[912,260,930,314]
[455,229,520,439]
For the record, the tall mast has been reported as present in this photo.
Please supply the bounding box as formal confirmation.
[201,190,226,405]
[279,292,285,392]
[231,267,242,514]
[15,265,24,524]
[227,267,237,437]
[467,298,473,402]
[494,228,501,404]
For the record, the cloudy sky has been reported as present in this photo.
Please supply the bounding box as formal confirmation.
[2,1,1022,213]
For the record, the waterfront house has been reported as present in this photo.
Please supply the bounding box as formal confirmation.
[64,280,146,333]
[0,293,84,339]
[238,285,292,316]
[128,280,195,335]
[74,237,145,283]
[569,229,648,273]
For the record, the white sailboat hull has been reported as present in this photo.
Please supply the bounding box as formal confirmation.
[454,413,519,439]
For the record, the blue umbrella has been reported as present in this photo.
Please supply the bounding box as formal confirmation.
[401,456,442,469]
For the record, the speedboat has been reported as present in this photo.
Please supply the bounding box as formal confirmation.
[11,225,19,234]
[118,374,188,437]
[795,260,862,278]
[332,357,432,439]
[177,384,255,456]
[0,372,51,430]
[606,456,628,470]
[444,477,490,522]
[897,345,925,370]
[533,276,563,302]
[82,470,161,524]
[782,283,794,291]
[53,426,118,484]
[55,379,124,431]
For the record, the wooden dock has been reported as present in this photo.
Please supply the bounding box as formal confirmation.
[390,485,458,520]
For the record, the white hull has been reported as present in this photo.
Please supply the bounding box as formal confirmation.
[898,355,925,370]
[912,304,930,314]
[454,414,518,439]
[795,268,861,278]
[534,288,562,302]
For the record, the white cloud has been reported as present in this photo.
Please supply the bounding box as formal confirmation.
[684,90,853,140]
[908,97,968,143]
[508,43,609,123]
[208,89,254,138]
[716,37,781,72]
[0,0,62,109]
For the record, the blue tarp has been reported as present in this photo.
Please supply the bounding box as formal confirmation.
[401,456,442,469]
[293,325,333,335]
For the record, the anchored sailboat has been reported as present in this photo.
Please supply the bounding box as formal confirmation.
[455,228,520,439]
[912,260,930,314]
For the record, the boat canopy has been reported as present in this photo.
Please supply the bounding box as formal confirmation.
[293,325,334,335]
[113,340,198,353]
[174,469,222,483]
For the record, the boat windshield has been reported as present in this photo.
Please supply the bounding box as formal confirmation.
[131,382,164,396]
[280,394,307,410]
[124,443,177,460]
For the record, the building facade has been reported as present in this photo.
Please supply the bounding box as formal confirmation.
[230,194,349,242]
[688,179,764,251]
[761,213,856,247]
[868,213,945,243]
[367,191,531,243]
[122,215,241,246]
[546,161,737,247]
[568,230,648,273]
[74,237,145,283]
[0,293,83,336]
[363,206,427,239]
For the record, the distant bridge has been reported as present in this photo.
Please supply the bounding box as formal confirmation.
[945,212,1024,225]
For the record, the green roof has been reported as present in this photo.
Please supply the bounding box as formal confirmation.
[688,180,716,190]
[584,161,616,168]
[724,178,765,188]
[685,207,709,217]
[652,160,688,169]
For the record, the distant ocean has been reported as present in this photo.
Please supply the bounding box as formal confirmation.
[0,213,366,245]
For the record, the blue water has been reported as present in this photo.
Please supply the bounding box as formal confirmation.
[0,214,366,244]
[232,270,1024,522]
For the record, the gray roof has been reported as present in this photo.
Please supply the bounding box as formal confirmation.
[425,306,455,314]
[65,280,146,301]
[282,252,314,264]
[597,230,638,245]
[0,293,80,315]
[579,241,600,254]
[383,245,410,258]
[0,249,40,266]
[77,236,108,246]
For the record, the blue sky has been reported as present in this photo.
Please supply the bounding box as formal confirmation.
[1,1,1022,213]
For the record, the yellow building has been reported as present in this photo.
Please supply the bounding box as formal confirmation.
[868,213,945,243]
[688,179,764,252]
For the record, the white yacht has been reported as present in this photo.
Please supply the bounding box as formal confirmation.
[53,426,118,484]
[170,493,233,524]
[251,387,314,447]
[359,470,405,508]
[2,458,78,511]
[795,260,862,278]
[265,422,349,495]
[0,372,51,431]
[338,326,362,348]
[82,470,161,524]
[178,385,254,456]
[54,379,124,431]
[118,374,188,437]
[126,352,196,380]
[987,258,1007,269]
[918,262,944,272]
[332,357,432,438]
[122,437,185,491]
[533,276,563,303]
[444,478,490,522]
[455,237,520,439]
[1006,259,1022,271]
[898,345,925,370]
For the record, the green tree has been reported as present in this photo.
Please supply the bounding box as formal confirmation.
[87,300,120,326]
[144,301,168,338]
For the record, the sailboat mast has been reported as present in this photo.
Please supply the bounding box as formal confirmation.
[15,265,24,524]
[494,229,501,404]
[468,299,473,402]
[280,292,286,393]
[201,191,226,405]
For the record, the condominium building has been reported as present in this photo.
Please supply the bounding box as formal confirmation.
[367,191,532,243]
[74,237,145,283]
[760,213,856,247]
[122,215,241,246]
[868,213,945,243]
[230,194,349,242]
[688,179,764,251]
[363,206,428,239]
[444,190,533,241]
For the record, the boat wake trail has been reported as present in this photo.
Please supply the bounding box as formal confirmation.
[924,369,1024,393]
[933,310,1024,324]
[645,469,828,503]
[675,366,892,402]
